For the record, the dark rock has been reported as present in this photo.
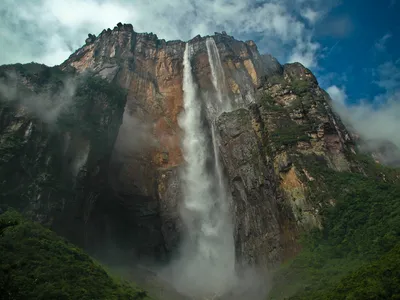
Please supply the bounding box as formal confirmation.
[85,33,96,45]
[123,23,134,31]
[283,62,318,84]
[261,54,283,76]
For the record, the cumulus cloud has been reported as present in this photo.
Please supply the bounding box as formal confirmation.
[301,8,321,24]
[327,63,400,164]
[0,0,338,68]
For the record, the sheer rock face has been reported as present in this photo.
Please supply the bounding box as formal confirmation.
[0,66,131,258]
[216,63,356,266]
[61,25,271,257]
[1,24,357,266]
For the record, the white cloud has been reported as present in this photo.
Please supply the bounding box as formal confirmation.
[0,71,77,124]
[288,36,320,68]
[327,85,347,106]
[343,94,400,150]
[327,72,400,160]
[301,8,320,24]
[0,0,332,68]
[374,33,392,52]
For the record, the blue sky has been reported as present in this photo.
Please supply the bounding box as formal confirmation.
[312,0,399,104]
[0,0,399,148]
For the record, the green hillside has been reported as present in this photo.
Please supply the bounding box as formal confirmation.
[0,210,151,300]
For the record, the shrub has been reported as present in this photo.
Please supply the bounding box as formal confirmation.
[0,210,151,300]
[269,120,310,146]
[291,79,311,96]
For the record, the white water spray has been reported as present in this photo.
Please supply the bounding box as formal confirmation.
[206,38,234,113]
[205,37,232,201]
[170,41,237,297]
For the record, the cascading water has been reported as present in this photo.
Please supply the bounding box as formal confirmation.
[169,41,237,298]
[206,38,232,113]
[205,37,233,207]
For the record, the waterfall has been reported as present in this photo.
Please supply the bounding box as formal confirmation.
[206,38,232,112]
[170,41,236,298]
[205,37,231,205]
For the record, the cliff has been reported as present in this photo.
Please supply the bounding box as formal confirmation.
[0,62,135,257]
[58,24,281,260]
[0,23,397,293]
[60,24,359,266]
[0,23,355,264]
[216,61,359,267]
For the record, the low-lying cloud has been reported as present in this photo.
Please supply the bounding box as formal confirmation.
[328,85,400,164]
[327,53,400,165]
[0,71,77,124]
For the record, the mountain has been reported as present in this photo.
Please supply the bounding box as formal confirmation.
[0,23,399,299]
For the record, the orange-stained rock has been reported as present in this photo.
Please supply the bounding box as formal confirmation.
[61,25,274,260]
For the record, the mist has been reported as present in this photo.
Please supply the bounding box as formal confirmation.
[0,70,77,124]
[328,85,400,165]
[112,109,157,159]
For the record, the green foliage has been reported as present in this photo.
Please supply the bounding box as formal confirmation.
[291,79,311,96]
[326,244,400,299]
[0,67,127,222]
[13,63,67,87]
[269,121,310,147]
[0,133,25,164]
[291,79,314,108]
[269,156,400,299]
[267,75,286,86]
[57,75,126,142]
[258,91,310,147]
[291,244,400,300]
[0,210,151,300]
[350,152,400,184]
[260,93,286,112]
[0,63,68,96]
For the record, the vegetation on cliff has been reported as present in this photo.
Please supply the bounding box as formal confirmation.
[0,210,151,300]
[237,66,400,300]
[269,155,400,299]
[0,63,127,220]
[260,93,310,147]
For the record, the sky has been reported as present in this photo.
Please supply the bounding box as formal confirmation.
[0,0,399,150]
